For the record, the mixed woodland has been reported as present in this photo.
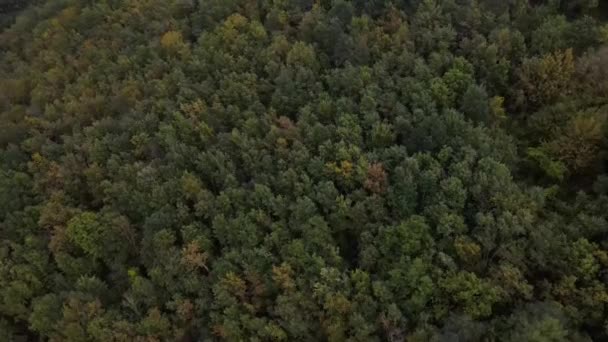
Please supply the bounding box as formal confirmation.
[3,0,608,340]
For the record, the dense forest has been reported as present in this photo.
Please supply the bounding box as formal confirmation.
[2,0,608,340]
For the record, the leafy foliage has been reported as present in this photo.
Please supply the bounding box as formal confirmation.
[1,0,608,340]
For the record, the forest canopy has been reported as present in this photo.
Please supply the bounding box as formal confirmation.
[2,0,608,341]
